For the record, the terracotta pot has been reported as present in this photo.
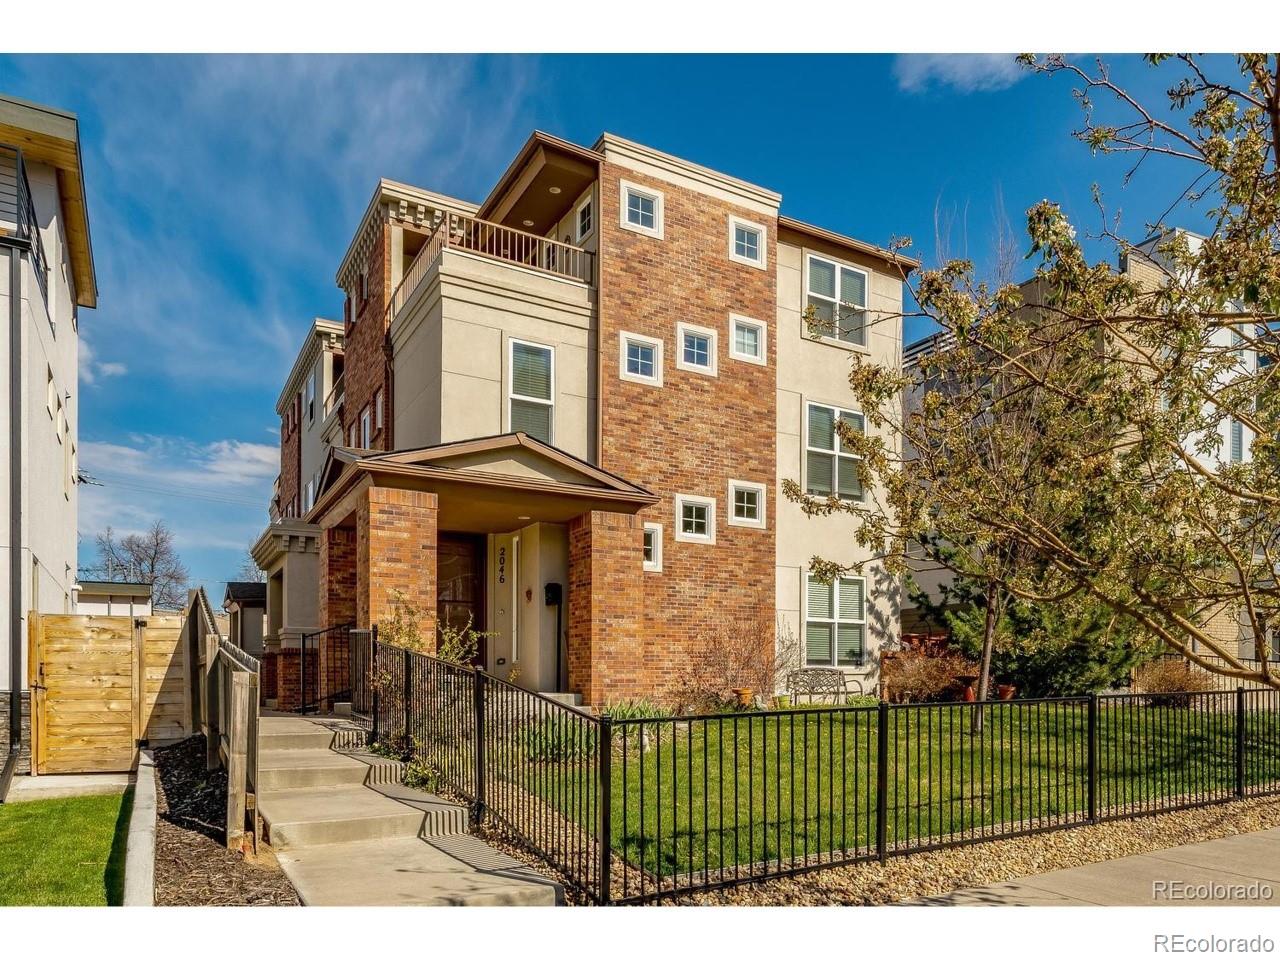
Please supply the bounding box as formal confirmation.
[998,684,1017,701]
[733,687,754,708]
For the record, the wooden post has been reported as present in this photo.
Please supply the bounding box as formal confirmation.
[205,660,221,773]
[225,671,250,850]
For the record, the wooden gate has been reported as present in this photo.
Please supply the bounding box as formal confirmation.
[29,613,188,774]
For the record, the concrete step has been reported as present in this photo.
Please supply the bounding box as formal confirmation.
[257,750,371,790]
[259,784,468,849]
[258,717,337,752]
[540,692,583,708]
[274,836,562,906]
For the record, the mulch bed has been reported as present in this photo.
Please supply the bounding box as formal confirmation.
[152,735,300,906]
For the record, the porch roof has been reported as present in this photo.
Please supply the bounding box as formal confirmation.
[309,432,659,534]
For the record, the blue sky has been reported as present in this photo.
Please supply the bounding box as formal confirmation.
[0,54,1217,595]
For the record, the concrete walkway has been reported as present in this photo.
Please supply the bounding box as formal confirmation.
[917,828,1280,906]
[5,772,132,802]
[257,715,561,906]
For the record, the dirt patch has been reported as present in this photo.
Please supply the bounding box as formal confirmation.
[152,735,299,906]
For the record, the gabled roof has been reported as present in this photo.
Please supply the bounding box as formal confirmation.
[224,582,267,605]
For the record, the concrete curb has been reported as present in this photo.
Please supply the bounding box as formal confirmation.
[123,749,157,907]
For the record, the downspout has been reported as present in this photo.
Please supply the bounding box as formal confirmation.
[2,244,24,801]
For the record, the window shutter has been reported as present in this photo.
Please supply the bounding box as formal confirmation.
[512,342,552,400]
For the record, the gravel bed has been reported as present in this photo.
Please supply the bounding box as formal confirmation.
[152,735,300,906]
[481,795,1280,906]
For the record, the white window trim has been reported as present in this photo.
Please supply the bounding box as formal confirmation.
[619,331,664,387]
[804,572,868,668]
[803,252,871,350]
[575,195,594,243]
[642,522,664,573]
[360,406,372,448]
[675,322,718,377]
[375,389,384,429]
[728,313,767,366]
[619,179,664,240]
[506,337,556,443]
[804,399,866,502]
[674,493,716,544]
[727,479,768,529]
[511,534,521,662]
[728,215,768,270]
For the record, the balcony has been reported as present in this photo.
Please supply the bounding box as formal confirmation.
[388,211,595,325]
[0,143,50,308]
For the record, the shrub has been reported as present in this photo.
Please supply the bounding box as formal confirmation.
[602,698,665,721]
[402,754,442,792]
[1133,659,1212,705]
[667,613,801,714]
[523,715,597,763]
[882,652,977,703]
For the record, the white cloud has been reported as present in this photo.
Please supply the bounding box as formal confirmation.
[893,54,1024,94]
[78,335,128,385]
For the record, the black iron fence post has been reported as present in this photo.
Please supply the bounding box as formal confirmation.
[473,667,487,824]
[1236,686,1246,797]
[876,701,889,863]
[1087,694,1098,823]
[598,712,613,904]
[402,646,412,744]
[371,635,380,745]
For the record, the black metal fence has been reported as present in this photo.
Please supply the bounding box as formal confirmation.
[365,641,1280,904]
[349,627,374,717]
[298,623,351,714]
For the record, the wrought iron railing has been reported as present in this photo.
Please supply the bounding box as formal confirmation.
[387,211,595,324]
[0,144,50,309]
[298,623,353,714]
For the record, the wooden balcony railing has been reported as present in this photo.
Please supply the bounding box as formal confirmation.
[388,211,595,324]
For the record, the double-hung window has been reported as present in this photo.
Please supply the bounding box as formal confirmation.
[509,339,555,444]
[807,254,869,346]
[306,372,316,423]
[674,494,716,544]
[577,197,594,242]
[729,314,767,365]
[360,406,372,448]
[676,322,717,376]
[728,216,767,269]
[805,402,864,501]
[805,573,866,667]
[619,180,664,239]
[374,388,384,430]
[619,331,663,386]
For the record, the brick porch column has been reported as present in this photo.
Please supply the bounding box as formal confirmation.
[357,486,438,647]
[567,510,642,706]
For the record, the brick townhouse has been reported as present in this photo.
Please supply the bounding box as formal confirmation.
[252,131,917,709]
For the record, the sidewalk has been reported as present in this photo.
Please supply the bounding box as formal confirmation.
[916,827,1280,906]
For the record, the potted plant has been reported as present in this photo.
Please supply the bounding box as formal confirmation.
[773,694,792,710]
[732,687,754,709]
[997,683,1017,700]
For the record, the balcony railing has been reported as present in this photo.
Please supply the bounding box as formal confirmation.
[388,211,595,324]
[323,374,344,420]
[0,144,50,308]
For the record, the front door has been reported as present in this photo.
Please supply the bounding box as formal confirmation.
[437,534,486,666]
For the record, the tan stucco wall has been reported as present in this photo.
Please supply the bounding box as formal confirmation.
[774,239,904,690]
[486,521,569,693]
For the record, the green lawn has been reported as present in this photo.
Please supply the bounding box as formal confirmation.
[507,700,1280,879]
[0,790,133,906]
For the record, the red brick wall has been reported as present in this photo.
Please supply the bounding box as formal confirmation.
[591,160,779,703]
[343,221,392,451]
[567,511,642,704]
[357,486,438,643]
[274,648,318,712]
[279,393,302,516]
[320,527,357,628]
[261,651,278,706]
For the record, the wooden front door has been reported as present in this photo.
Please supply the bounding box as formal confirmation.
[436,534,486,666]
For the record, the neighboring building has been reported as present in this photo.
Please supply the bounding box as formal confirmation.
[1,94,98,782]
[74,581,153,617]
[256,131,915,708]
[223,582,267,657]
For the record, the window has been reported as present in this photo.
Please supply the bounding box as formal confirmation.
[729,314,767,365]
[374,389,384,430]
[619,331,663,387]
[47,367,55,419]
[728,216,767,269]
[55,398,64,444]
[805,402,864,501]
[619,180,664,239]
[576,197,594,242]
[805,573,866,667]
[727,479,767,529]
[642,522,663,572]
[348,422,357,448]
[1230,418,1244,463]
[306,372,316,422]
[508,339,554,443]
[65,441,74,500]
[676,322,718,376]
[360,406,372,448]
[304,478,314,512]
[674,493,716,544]
[806,254,869,347]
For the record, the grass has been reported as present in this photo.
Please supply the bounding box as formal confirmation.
[512,699,1280,879]
[0,790,133,906]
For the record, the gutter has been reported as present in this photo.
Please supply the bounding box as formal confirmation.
[1,239,23,801]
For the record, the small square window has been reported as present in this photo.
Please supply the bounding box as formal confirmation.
[619,180,664,239]
[642,522,663,573]
[618,332,663,387]
[729,314,767,365]
[676,323,718,376]
[674,494,716,544]
[728,216,767,269]
[727,480,767,529]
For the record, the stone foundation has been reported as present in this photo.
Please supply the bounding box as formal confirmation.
[0,691,32,776]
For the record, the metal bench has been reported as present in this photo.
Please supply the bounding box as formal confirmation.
[786,668,851,704]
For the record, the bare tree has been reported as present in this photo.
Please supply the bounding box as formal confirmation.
[236,544,265,583]
[91,521,190,609]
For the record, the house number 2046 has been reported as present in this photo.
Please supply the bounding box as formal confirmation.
[497,546,506,584]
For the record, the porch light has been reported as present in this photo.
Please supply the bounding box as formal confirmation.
[517,515,531,520]
[548,186,561,194]
[522,220,534,227]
